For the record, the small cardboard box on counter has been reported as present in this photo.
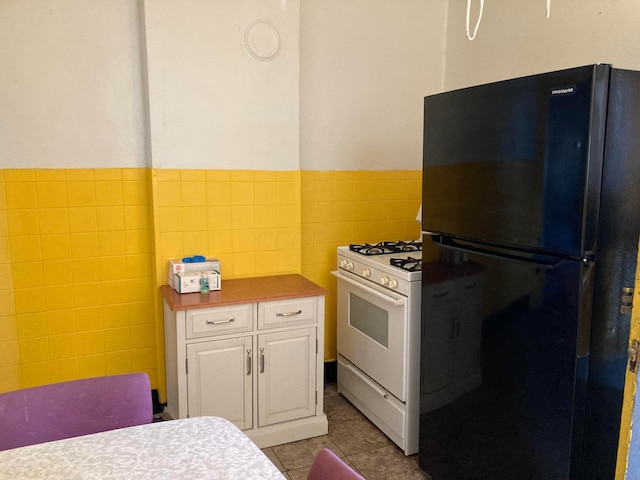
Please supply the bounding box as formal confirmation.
[174,270,221,293]
[168,258,221,293]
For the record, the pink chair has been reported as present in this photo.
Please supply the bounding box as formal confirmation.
[0,373,153,451]
[307,448,365,480]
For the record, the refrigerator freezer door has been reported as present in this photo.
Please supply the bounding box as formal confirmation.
[422,64,609,259]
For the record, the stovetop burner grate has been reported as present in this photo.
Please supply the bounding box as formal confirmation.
[390,256,422,272]
[350,240,422,256]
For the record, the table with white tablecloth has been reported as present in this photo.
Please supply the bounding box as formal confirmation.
[0,416,285,479]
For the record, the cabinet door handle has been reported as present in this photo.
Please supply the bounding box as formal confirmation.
[259,347,265,373]
[433,291,449,299]
[276,310,302,317]
[465,283,477,290]
[206,317,235,325]
[246,349,252,375]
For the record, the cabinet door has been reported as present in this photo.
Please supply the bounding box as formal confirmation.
[452,302,483,382]
[421,306,453,394]
[257,327,316,427]
[187,336,253,430]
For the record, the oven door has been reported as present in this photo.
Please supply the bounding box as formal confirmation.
[333,270,409,401]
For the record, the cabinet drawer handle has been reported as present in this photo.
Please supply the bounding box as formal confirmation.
[246,349,252,376]
[259,347,265,373]
[465,283,477,290]
[276,310,302,317]
[206,317,236,325]
[433,291,449,299]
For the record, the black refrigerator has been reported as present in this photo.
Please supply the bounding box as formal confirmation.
[419,64,640,480]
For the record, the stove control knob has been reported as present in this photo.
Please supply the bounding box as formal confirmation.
[339,260,354,270]
[389,278,398,289]
[363,268,371,278]
[380,276,389,286]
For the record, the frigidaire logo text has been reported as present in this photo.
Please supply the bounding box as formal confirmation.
[551,87,575,95]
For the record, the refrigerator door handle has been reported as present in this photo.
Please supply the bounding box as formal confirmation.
[430,234,570,268]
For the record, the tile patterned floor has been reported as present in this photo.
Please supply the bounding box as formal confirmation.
[261,384,431,479]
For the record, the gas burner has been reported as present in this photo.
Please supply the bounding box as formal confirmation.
[350,241,422,256]
[390,256,422,272]
[395,240,422,252]
[349,242,398,255]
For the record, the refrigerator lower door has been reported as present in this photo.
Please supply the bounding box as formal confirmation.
[419,251,593,480]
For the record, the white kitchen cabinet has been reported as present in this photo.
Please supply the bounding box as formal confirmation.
[187,336,253,430]
[257,327,316,426]
[421,264,485,413]
[161,274,328,448]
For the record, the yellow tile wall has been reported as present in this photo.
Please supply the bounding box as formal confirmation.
[0,169,155,392]
[152,169,302,284]
[0,170,20,393]
[0,167,423,397]
[151,169,305,399]
[300,170,423,361]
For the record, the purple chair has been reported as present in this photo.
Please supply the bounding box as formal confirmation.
[0,373,153,451]
[307,448,365,480]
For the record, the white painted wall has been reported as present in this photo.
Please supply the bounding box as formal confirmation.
[0,1,439,172]
[4,0,639,174]
[299,0,447,171]
[0,0,146,169]
[443,0,640,91]
[142,0,300,170]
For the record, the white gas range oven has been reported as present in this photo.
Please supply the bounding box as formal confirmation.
[331,240,421,455]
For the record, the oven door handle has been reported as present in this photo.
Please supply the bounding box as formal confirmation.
[331,271,405,306]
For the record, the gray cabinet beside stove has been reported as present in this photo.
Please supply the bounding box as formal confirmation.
[420,261,485,414]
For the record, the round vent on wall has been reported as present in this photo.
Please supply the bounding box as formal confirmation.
[244,20,282,61]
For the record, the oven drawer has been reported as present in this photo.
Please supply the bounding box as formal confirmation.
[258,297,317,329]
[337,356,405,445]
[186,305,253,339]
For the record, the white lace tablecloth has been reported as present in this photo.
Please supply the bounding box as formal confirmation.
[0,416,285,479]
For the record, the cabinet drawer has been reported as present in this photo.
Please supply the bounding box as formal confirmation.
[337,356,405,445]
[458,274,484,302]
[186,305,253,339]
[258,297,317,329]
[423,280,456,307]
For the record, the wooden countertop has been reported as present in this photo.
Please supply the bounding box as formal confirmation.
[160,274,327,311]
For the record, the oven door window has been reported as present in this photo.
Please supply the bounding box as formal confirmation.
[350,293,388,347]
